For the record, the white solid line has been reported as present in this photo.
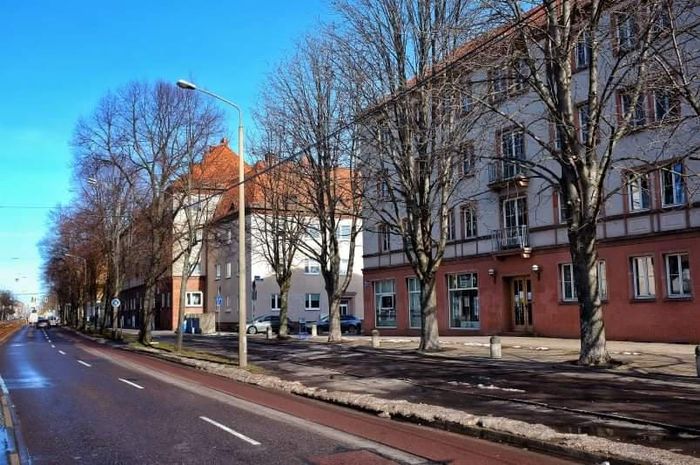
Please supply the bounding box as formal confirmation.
[199,416,261,446]
[118,378,144,390]
[58,350,66,355]
[77,360,92,367]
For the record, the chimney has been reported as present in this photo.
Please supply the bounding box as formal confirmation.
[221,137,228,145]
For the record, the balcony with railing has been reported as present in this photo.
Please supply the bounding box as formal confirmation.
[488,160,528,188]
[491,225,529,251]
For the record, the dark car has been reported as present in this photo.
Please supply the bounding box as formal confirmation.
[36,318,50,329]
[316,315,362,335]
[245,315,295,334]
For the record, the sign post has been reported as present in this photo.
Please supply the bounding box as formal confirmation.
[215,295,223,334]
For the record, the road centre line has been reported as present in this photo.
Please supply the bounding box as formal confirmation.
[199,416,261,446]
[77,360,92,367]
[118,378,144,390]
[58,350,66,355]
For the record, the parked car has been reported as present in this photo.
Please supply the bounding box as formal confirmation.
[36,318,50,329]
[245,315,294,334]
[48,316,60,327]
[316,315,362,335]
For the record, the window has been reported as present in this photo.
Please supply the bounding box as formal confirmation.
[374,280,396,327]
[193,261,202,274]
[491,67,509,100]
[578,103,590,143]
[501,129,525,179]
[215,264,221,280]
[627,172,651,211]
[511,58,528,93]
[379,223,391,252]
[461,143,475,176]
[447,208,456,241]
[461,80,473,114]
[225,262,232,279]
[185,291,203,307]
[339,259,349,275]
[304,293,321,311]
[560,262,607,301]
[502,196,528,243]
[652,89,679,123]
[226,229,232,244]
[557,191,572,224]
[304,259,321,275]
[407,277,422,328]
[660,162,686,207]
[553,123,565,152]
[621,91,646,128]
[337,223,351,240]
[575,30,591,69]
[447,273,479,329]
[462,205,477,238]
[665,253,691,297]
[615,13,637,52]
[271,294,281,311]
[226,295,230,308]
[631,256,656,298]
[166,292,171,308]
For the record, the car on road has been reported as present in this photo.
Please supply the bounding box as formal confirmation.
[36,318,50,329]
[246,314,295,334]
[316,315,362,335]
[48,316,60,327]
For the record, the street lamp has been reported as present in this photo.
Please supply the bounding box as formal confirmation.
[64,253,88,329]
[176,79,248,368]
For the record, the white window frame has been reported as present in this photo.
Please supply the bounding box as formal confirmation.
[225,262,232,279]
[185,291,203,307]
[616,13,636,52]
[631,256,656,299]
[653,90,676,123]
[447,273,479,329]
[304,293,321,311]
[560,262,607,302]
[379,223,391,252]
[407,277,422,329]
[374,280,396,328]
[665,253,691,298]
[339,259,349,276]
[447,208,456,241]
[621,92,646,128]
[575,30,591,69]
[660,162,686,207]
[462,205,477,238]
[627,172,651,211]
[557,191,571,224]
[304,259,321,275]
[215,264,221,280]
[271,294,281,311]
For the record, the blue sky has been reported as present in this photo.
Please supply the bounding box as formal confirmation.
[0,0,331,305]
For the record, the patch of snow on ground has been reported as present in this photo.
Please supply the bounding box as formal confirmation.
[477,383,526,393]
[385,338,413,343]
[533,346,550,351]
[621,351,642,355]
[463,342,489,347]
[511,345,522,348]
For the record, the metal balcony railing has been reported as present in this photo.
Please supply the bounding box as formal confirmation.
[488,160,527,185]
[491,225,529,250]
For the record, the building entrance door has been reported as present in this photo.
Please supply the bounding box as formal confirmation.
[511,277,533,332]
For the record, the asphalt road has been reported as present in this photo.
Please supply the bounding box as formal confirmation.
[0,326,579,465]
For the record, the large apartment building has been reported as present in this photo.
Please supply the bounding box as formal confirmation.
[361,3,700,343]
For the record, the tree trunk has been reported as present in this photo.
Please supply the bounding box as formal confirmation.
[139,283,155,345]
[569,222,611,366]
[418,277,440,352]
[327,297,342,342]
[277,279,291,339]
[175,254,191,352]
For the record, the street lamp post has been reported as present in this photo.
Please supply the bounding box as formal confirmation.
[64,253,87,329]
[176,79,247,368]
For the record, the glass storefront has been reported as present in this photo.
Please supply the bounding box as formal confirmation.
[448,273,479,329]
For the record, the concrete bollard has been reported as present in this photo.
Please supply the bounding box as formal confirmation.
[371,329,380,348]
[266,326,273,339]
[311,324,317,337]
[696,346,700,377]
[490,335,502,359]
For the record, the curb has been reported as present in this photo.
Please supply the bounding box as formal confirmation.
[0,324,23,465]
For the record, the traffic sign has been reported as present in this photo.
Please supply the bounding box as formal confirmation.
[111,298,121,308]
[216,295,223,306]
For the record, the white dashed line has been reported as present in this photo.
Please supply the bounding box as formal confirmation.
[77,360,92,367]
[118,378,144,390]
[199,416,261,446]
[59,350,66,355]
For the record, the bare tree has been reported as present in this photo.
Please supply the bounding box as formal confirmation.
[264,35,364,342]
[476,0,700,364]
[334,0,483,351]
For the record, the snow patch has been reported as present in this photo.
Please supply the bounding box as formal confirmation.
[463,342,489,347]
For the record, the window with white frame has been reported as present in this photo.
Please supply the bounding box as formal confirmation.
[225,295,230,308]
[661,162,686,207]
[557,191,572,224]
[560,262,607,301]
[502,129,524,160]
[652,89,679,123]
[215,264,221,280]
[461,143,474,176]
[448,273,479,329]
[631,256,656,298]
[379,223,391,252]
[337,223,351,240]
[185,291,203,307]
[407,277,422,328]
[225,262,232,279]
[665,253,691,297]
[511,58,528,93]
[374,280,396,327]
[575,30,591,69]
[304,293,321,311]
[462,204,477,238]
[491,67,509,100]
[339,259,349,276]
[615,12,637,52]
[621,91,646,128]
[447,208,456,241]
[627,172,651,211]
[304,259,321,275]
[271,294,281,311]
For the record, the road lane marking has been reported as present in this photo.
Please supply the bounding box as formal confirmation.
[199,416,261,446]
[59,350,66,355]
[77,360,92,367]
[118,378,144,390]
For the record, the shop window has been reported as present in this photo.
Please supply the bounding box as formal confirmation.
[407,277,422,328]
[374,280,396,327]
[447,273,479,329]
[665,253,691,298]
